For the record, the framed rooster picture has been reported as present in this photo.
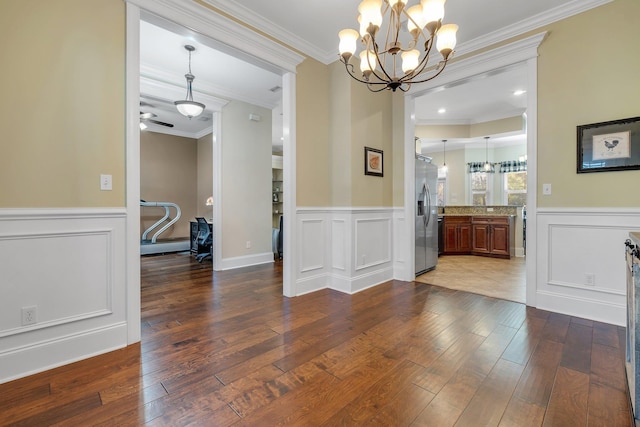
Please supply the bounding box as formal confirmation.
[577,116,640,173]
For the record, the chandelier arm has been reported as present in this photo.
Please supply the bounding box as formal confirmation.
[341,59,390,87]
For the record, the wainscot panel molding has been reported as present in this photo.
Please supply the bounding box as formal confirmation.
[536,207,640,326]
[392,208,406,279]
[0,208,127,384]
[296,208,398,296]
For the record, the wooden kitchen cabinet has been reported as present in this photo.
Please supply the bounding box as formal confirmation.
[443,216,472,254]
[471,216,514,258]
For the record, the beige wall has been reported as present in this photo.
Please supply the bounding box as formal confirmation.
[0,0,125,208]
[536,0,640,207]
[392,92,405,207]
[296,58,330,206]
[140,132,197,238]
[197,133,213,219]
[221,100,272,258]
[350,80,394,207]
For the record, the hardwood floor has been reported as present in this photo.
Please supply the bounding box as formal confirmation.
[0,253,632,426]
[416,255,526,304]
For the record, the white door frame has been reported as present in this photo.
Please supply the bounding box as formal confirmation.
[402,32,546,307]
[125,0,303,342]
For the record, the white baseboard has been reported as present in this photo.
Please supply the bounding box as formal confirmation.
[536,290,625,326]
[0,322,127,384]
[219,252,274,270]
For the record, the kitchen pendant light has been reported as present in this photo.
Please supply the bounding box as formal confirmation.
[442,139,448,172]
[484,136,491,171]
[174,45,205,119]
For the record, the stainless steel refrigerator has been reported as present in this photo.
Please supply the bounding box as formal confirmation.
[415,155,438,275]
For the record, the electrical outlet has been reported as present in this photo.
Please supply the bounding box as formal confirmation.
[22,306,37,326]
[584,273,595,286]
[542,183,552,195]
[246,241,251,249]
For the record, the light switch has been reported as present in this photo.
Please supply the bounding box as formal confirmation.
[542,183,552,195]
[100,174,113,191]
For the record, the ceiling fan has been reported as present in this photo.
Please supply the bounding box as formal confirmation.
[139,101,174,128]
[139,111,174,128]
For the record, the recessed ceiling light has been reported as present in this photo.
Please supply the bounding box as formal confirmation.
[438,108,446,114]
[513,90,526,96]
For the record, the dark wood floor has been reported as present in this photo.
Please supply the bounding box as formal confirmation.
[0,253,633,426]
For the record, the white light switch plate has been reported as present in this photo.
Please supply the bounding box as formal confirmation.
[100,174,112,191]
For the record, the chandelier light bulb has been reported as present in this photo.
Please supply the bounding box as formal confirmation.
[422,0,446,32]
[407,5,426,36]
[339,29,359,60]
[359,50,377,76]
[436,24,458,60]
[401,50,420,73]
[358,0,383,35]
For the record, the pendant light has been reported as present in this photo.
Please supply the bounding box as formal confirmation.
[442,139,448,172]
[483,136,491,171]
[174,45,205,119]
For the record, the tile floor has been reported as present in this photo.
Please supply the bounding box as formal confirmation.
[415,255,526,303]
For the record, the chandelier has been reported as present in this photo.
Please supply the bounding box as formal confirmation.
[338,0,458,92]
[174,45,206,118]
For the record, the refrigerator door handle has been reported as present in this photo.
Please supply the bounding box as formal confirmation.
[424,184,431,228]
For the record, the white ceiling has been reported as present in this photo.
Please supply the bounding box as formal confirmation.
[140,0,609,149]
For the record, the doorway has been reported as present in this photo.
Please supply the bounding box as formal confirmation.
[124,2,302,344]
[402,33,546,307]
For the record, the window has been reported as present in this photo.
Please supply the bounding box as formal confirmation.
[437,178,446,206]
[470,172,492,205]
[504,171,527,205]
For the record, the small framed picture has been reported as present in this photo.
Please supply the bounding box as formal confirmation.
[364,147,383,177]
[577,116,640,173]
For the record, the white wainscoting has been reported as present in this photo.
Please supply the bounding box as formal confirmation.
[296,208,399,296]
[536,208,640,326]
[0,209,128,384]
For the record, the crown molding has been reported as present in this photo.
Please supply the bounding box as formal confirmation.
[202,0,611,66]
[200,0,333,64]
[125,0,305,72]
[140,64,277,110]
[140,74,229,112]
[430,0,612,69]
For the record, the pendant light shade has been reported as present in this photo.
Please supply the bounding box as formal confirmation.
[175,45,205,119]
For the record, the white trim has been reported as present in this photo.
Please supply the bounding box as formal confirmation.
[536,290,625,327]
[212,112,223,272]
[0,208,126,220]
[403,34,545,305]
[201,0,610,65]
[140,66,270,111]
[401,95,417,282]
[538,207,640,215]
[201,0,329,63]
[125,0,304,73]
[125,3,141,345]
[447,0,610,67]
[282,72,296,297]
[126,1,299,297]
[0,323,127,385]
[218,252,275,271]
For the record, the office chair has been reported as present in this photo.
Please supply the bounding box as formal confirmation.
[195,217,212,263]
